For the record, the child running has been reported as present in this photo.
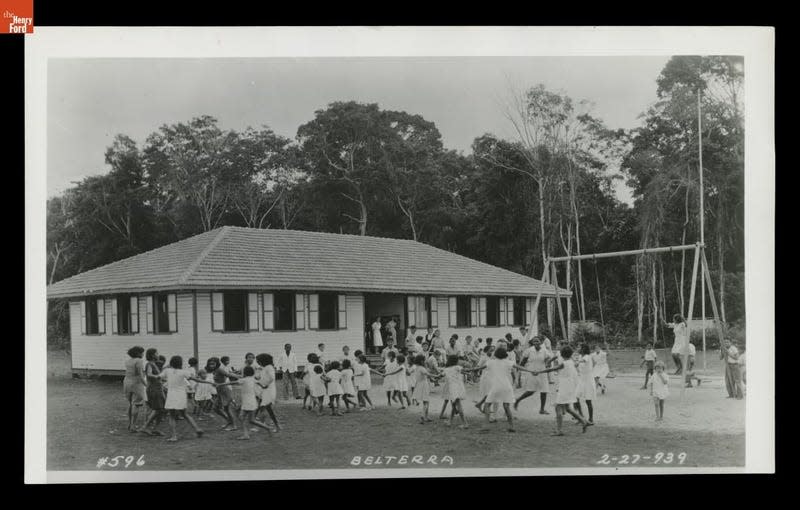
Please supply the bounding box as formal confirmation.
[255,353,280,431]
[161,355,214,441]
[533,346,592,436]
[216,365,273,440]
[649,360,669,421]
[640,343,657,390]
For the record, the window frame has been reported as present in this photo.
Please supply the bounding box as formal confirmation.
[272,291,296,332]
[455,295,472,328]
[316,292,339,331]
[115,294,136,335]
[220,290,249,333]
[84,297,102,336]
[485,296,501,327]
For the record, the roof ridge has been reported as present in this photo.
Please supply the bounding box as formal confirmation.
[225,225,418,244]
[178,226,231,285]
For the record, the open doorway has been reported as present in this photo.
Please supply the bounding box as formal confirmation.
[364,293,406,354]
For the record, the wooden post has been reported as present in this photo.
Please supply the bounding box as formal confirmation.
[681,244,701,398]
[552,262,568,341]
[532,262,549,335]
[700,249,727,359]
[566,259,572,340]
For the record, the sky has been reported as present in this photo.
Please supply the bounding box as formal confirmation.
[47,56,671,201]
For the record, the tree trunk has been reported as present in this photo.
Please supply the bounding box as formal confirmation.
[359,200,368,236]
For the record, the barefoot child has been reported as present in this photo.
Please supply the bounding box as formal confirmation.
[480,346,532,433]
[412,354,442,423]
[162,355,214,442]
[514,337,550,415]
[534,346,592,436]
[255,353,280,431]
[649,360,669,421]
[208,357,239,430]
[216,365,273,440]
[354,354,378,410]
[640,344,657,390]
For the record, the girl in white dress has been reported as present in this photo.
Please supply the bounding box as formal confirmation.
[193,368,214,419]
[394,354,412,408]
[592,344,609,394]
[255,353,280,431]
[340,359,359,412]
[216,365,273,439]
[354,355,379,411]
[381,351,402,407]
[161,355,215,442]
[648,360,669,421]
[481,347,533,433]
[412,354,442,423]
[326,361,344,416]
[309,364,328,417]
[405,356,417,405]
[475,345,494,414]
[442,355,480,428]
[576,344,596,424]
[534,346,592,436]
[301,353,318,411]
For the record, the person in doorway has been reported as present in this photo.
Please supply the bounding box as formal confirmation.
[386,318,398,350]
[371,317,384,355]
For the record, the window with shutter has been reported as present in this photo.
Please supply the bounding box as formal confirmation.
[479,297,487,326]
[448,297,457,327]
[111,298,118,334]
[262,293,274,330]
[525,297,533,325]
[273,292,295,331]
[145,296,154,333]
[407,296,416,329]
[80,300,87,334]
[96,298,106,334]
[167,294,177,332]
[338,295,347,329]
[430,297,438,327]
[499,297,507,326]
[506,297,514,325]
[317,293,337,330]
[211,292,224,332]
[295,294,305,330]
[129,296,139,333]
[248,293,259,331]
[470,297,478,327]
[309,294,319,329]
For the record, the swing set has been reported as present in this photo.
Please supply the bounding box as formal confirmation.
[528,90,722,398]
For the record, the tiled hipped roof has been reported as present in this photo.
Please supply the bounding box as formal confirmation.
[46,226,570,298]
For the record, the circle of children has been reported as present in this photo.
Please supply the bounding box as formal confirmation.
[120,314,743,442]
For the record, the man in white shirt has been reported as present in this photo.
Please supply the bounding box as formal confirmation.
[276,343,301,400]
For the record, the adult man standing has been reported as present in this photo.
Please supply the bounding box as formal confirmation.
[276,343,301,400]
[721,339,744,399]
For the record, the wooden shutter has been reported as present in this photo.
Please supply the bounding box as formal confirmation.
[506,297,514,325]
[479,297,487,326]
[407,296,416,329]
[111,298,118,334]
[338,295,347,329]
[470,297,478,327]
[247,293,259,331]
[499,297,506,326]
[167,294,177,332]
[145,296,154,333]
[295,294,305,330]
[80,300,87,334]
[211,292,224,332]
[96,298,106,334]
[448,297,457,327]
[262,293,274,330]
[430,297,438,327]
[130,296,139,333]
[309,294,319,329]
[525,297,533,325]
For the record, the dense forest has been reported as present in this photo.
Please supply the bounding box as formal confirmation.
[46,56,745,348]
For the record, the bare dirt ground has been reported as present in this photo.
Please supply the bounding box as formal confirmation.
[46,350,744,471]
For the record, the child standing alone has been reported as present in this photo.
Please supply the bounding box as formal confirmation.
[649,360,669,422]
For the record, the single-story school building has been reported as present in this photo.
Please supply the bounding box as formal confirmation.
[46,226,570,376]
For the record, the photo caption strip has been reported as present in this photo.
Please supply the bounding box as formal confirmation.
[1,0,32,34]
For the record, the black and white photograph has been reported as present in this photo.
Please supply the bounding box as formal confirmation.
[25,27,774,481]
